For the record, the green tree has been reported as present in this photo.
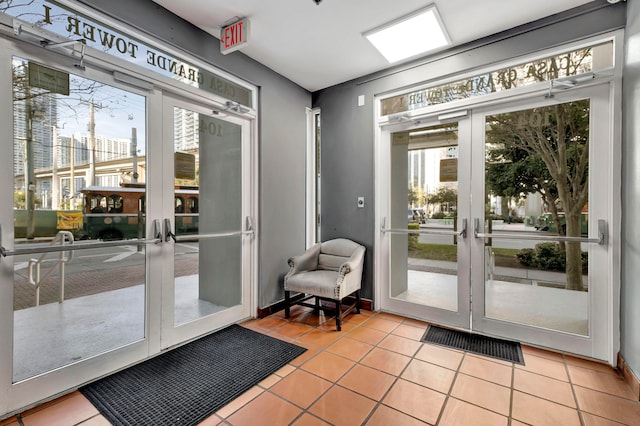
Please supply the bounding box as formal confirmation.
[486,100,589,290]
[429,186,457,213]
[485,142,563,231]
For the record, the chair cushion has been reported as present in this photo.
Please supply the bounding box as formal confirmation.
[317,254,346,271]
[285,270,339,299]
[317,239,361,271]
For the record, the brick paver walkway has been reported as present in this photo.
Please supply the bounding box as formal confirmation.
[13,257,199,310]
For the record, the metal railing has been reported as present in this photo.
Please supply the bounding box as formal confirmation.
[28,231,74,306]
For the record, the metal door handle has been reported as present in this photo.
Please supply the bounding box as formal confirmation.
[164,218,176,243]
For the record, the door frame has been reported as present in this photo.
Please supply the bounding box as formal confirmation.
[0,36,160,416]
[158,92,257,350]
[375,114,473,330]
[468,83,615,361]
[0,22,259,416]
[374,40,621,364]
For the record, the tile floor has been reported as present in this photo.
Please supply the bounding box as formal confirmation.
[2,307,640,426]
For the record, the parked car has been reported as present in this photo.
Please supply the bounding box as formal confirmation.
[408,208,426,224]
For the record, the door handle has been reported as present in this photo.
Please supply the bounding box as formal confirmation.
[153,219,162,243]
[458,218,467,238]
[244,216,255,236]
[164,218,176,243]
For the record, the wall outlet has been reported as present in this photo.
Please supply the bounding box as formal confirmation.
[357,197,365,208]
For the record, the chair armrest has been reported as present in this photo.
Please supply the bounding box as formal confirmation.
[335,245,365,298]
[287,243,321,274]
[338,245,366,277]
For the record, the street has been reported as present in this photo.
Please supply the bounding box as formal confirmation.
[11,241,200,310]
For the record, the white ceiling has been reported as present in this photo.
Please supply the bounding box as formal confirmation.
[151,0,596,92]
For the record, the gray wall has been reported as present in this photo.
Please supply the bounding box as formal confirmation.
[79,0,312,309]
[622,0,640,381]
[313,0,626,304]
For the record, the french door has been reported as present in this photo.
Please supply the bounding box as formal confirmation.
[159,94,254,349]
[0,38,256,416]
[377,83,615,362]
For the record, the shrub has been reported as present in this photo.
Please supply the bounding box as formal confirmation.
[431,212,446,219]
[408,223,420,249]
[516,242,589,273]
[516,242,565,271]
[535,242,566,270]
[516,248,536,267]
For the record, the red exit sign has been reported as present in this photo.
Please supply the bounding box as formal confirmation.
[220,18,249,55]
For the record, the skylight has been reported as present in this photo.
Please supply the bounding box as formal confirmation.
[364,6,450,63]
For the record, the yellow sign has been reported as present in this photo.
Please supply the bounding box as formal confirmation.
[56,211,83,229]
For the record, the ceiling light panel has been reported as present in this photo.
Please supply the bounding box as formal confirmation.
[364,5,450,63]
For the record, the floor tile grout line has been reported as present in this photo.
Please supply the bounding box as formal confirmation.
[563,353,588,426]
[509,355,516,425]
[327,316,523,423]
[433,350,468,426]
[295,311,445,424]
[273,313,400,425]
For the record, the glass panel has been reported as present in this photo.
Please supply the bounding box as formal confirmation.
[381,41,613,115]
[173,108,242,325]
[12,57,147,381]
[390,123,459,311]
[484,100,590,335]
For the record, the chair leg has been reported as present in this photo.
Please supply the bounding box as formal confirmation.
[284,290,290,319]
[335,299,342,331]
[355,290,361,314]
[314,296,320,315]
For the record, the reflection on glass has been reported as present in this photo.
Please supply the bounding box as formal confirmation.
[12,57,147,381]
[173,108,242,325]
[390,123,459,311]
[484,100,590,335]
[380,42,612,115]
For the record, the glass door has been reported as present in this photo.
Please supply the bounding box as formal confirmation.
[160,94,254,349]
[379,83,613,360]
[379,117,472,330]
[1,43,162,414]
[0,41,256,416]
[471,84,611,359]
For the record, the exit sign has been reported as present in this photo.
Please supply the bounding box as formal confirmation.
[220,18,249,55]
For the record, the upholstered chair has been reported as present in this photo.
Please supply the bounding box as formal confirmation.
[284,238,365,331]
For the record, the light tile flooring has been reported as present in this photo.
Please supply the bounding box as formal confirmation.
[2,308,640,425]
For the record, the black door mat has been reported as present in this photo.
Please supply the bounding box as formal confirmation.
[421,325,524,365]
[80,324,307,426]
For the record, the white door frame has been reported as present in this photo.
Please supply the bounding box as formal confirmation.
[468,83,615,362]
[0,37,159,416]
[374,64,620,365]
[0,34,259,417]
[375,114,473,330]
[158,92,256,350]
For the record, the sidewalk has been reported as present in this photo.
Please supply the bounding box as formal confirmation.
[408,257,585,287]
